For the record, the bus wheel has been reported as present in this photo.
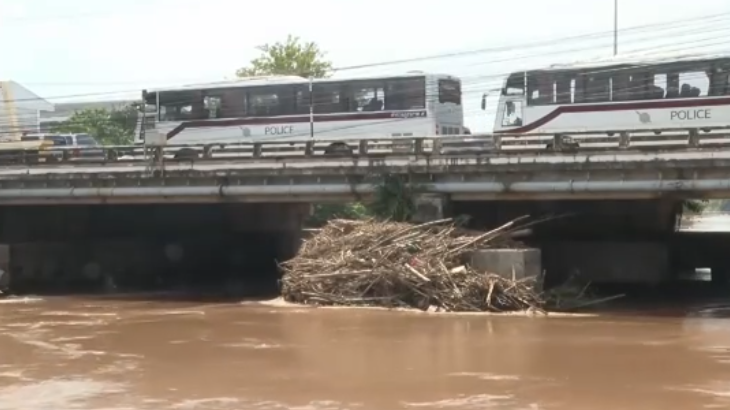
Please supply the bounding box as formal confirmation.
[324,142,353,156]
[174,148,199,161]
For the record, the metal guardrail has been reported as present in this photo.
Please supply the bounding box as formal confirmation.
[2,126,730,167]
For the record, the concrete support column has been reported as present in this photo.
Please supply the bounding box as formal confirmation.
[470,248,543,290]
[411,194,449,223]
[0,244,9,292]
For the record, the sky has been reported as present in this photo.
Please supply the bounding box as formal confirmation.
[0,0,728,131]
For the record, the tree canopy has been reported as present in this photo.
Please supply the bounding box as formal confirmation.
[52,105,137,145]
[236,35,333,78]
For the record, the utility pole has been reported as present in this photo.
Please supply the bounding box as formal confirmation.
[308,75,314,140]
[613,0,618,56]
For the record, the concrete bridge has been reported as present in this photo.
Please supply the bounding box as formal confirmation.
[0,145,728,204]
[0,134,729,293]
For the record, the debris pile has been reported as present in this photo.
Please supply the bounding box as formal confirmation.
[280,218,545,312]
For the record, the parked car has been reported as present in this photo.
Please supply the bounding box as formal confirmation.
[20,133,106,161]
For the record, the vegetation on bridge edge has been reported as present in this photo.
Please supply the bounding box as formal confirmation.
[306,174,423,226]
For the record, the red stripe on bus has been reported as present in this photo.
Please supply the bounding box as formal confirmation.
[165,110,428,139]
[495,97,730,134]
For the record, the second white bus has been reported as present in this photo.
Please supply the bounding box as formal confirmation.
[486,52,730,137]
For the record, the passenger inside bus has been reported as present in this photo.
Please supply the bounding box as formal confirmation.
[502,101,523,126]
[363,97,383,111]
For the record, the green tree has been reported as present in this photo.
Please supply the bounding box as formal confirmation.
[236,35,333,78]
[305,202,372,227]
[684,199,709,214]
[53,105,137,145]
[237,35,355,225]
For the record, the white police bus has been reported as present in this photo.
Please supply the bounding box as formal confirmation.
[136,72,464,154]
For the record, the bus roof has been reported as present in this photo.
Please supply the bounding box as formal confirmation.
[146,72,458,93]
[524,52,730,74]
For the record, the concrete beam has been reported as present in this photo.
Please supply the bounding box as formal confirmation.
[0,180,721,204]
[469,248,542,290]
[0,149,729,182]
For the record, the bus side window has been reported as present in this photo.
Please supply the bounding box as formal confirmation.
[203,96,222,119]
[352,83,385,112]
[527,73,551,105]
[220,88,247,118]
[574,75,587,103]
[158,91,195,121]
[629,71,651,100]
[312,83,345,114]
[295,86,311,115]
[666,73,680,99]
[611,73,629,101]
[679,69,708,98]
[651,74,667,99]
[248,88,281,116]
[709,64,730,96]
[555,75,572,104]
[584,74,610,103]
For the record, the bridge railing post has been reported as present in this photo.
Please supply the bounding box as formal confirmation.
[688,129,700,147]
[305,140,315,156]
[619,132,630,149]
[414,138,424,155]
[253,143,262,158]
[493,135,502,150]
[432,138,442,156]
[358,139,369,155]
[202,145,214,159]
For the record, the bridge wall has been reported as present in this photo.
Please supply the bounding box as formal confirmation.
[0,203,309,293]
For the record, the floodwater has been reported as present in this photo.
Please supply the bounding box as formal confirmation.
[2,295,730,410]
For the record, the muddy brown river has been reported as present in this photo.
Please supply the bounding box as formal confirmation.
[2,295,730,410]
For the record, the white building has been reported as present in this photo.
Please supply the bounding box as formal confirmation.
[0,81,54,139]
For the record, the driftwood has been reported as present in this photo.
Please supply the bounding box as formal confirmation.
[280,218,545,313]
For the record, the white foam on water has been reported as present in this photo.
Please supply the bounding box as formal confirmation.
[0,379,125,410]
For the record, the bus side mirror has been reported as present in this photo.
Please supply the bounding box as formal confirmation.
[481,94,487,110]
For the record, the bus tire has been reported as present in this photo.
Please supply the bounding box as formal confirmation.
[174,148,199,161]
[324,142,353,156]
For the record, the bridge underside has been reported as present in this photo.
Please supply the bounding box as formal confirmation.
[452,198,683,239]
[0,197,725,295]
[0,203,309,294]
